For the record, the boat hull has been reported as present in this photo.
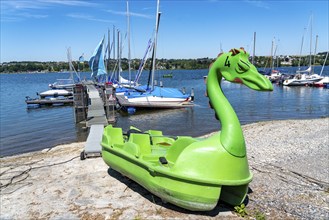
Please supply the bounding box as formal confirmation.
[283,74,323,86]
[102,148,221,211]
[101,126,252,211]
[116,94,193,109]
[116,85,194,110]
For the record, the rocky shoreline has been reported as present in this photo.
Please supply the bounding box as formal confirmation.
[1,118,328,219]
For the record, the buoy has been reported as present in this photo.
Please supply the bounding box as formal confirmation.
[127,107,136,115]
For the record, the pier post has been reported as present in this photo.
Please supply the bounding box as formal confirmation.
[73,84,88,123]
[104,84,116,123]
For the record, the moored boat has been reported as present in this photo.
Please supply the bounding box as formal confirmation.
[49,78,75,90]
[284,14,324,86]
[39,89,72,98]
[283,73,323,86]
[313,76,329,87]
[25,96,73,106]
[116,0,193,112]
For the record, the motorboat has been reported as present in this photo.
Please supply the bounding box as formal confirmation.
[283,73,323,86]
[313,76,329,87]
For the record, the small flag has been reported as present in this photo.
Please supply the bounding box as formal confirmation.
[79,54,84,63]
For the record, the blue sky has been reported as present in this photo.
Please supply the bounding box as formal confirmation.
[1,0,328,62]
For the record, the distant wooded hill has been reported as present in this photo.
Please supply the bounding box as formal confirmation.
[1,52,328,73]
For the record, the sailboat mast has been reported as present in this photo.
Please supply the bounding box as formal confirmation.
[313,35,318,68]
[252,32,256,65]
[151,0,160,90]
[274,39,279,68]
[270,38,274,72]
[309,14,313,71]
[67,47,73,80]
[113,25,116,67]
[127,0,131,86]
[298,28,306,71]
[117,30,121,82]
[319,52,328,76]
[107,28,111,82]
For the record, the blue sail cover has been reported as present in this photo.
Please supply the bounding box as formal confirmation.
[89,37,107,78]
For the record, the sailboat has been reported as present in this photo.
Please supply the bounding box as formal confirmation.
[49,47,81,90]
[90,36,107,80]
[267,38,282,83]
[313,52,329,87]
[260,37,282,83]
[91,3,139,91]
[283,15,323,86]
[116,0,193,113]
[89,32,135,89]
[112,2,140,93]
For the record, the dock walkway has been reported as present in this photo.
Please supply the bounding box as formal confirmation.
[81,84,108,159]
[86,84,108,127]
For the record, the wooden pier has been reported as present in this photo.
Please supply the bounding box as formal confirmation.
[73,82,116,160]
[73,82,116,125]
[85,84,108,127]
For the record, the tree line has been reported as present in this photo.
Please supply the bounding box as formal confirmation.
[1,52,328,73]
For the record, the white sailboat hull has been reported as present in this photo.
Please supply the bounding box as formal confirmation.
[283,74,323,86]
[116,94,193,109]
[39,89,73,98]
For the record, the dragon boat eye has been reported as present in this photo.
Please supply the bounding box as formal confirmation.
[236,60,250,74]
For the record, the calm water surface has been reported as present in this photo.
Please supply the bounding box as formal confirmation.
[0,66,328,157]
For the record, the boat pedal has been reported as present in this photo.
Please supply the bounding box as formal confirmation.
[159,157,168,165]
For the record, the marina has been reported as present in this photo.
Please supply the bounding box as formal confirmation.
[0,67,328,157]
[1,0,328,218]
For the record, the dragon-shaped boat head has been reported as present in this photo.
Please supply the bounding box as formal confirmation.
[206,48,273,158]
[212,48,273,91]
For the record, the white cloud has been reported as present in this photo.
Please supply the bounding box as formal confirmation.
[1,1,46,10]
[19,12,48,19]
[106,9,152,19]
[38,0,98,7]
[67,13,114,23]
[0,0,98,22]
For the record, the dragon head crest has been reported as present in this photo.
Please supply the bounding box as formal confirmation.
[211,47,273,91]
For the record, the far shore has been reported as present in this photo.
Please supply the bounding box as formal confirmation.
[1,118,328,219]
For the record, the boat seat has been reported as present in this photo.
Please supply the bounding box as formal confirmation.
[166,137,197,163]
[148,130,175,146]
[129,133,151,155]
[103,125,124,147]
[126,127,143,137]
[123,142,140,157]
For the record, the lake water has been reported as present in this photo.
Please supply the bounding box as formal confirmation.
[0,66,328,157]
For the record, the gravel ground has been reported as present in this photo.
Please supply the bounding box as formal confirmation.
[244,118,329,219]
[0,118,328,219]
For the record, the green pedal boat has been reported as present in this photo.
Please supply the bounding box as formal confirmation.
[101,48,273,211]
